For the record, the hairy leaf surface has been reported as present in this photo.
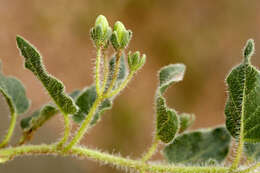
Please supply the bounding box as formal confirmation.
[244,143,260,162]
[156,64,185,143]
[179,113,195,133]
[163,127,231,165]
[16,36,77,115]
[0,62,29,115]
[225,39,260,142]
[72,86,112,125]
[20,90,80,133]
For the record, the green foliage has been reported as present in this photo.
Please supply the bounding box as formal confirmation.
[0,15,260,173]
[0,62,29,115]
[72,85,112,124]
[21,104,58,132]
[225,39,260,142]
[155,64,186,143]
[179,113,195,133]
[20,90,80,137]
[163,127,231,165]
[16,36,78,115]
[244,143,260,162]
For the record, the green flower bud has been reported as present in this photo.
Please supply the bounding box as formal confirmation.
[179,113,195,133]
[90,15,112,48]
[128,51,146,72]
[111,21,132,50]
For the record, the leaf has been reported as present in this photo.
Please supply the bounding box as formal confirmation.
[0,61,30,115]
[72,85,112,125]
[20,90,81,133]
[16,36,77,115]
[179,113,195,133]
[244,142,260,162]
[163,127,231,165]
[155,64,185,143]
[225,39,260,142]
[20,104,58,132]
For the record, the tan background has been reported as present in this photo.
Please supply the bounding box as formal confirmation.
[0,0,260,172]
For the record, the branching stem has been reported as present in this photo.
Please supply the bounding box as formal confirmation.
[0,112,17,148]
[57,114,70,148]
[104,71,134,98]
[64,96,103,151]
[0,144,230,173]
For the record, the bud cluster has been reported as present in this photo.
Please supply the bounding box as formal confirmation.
[90,15,132,50]
[127,51,146,72]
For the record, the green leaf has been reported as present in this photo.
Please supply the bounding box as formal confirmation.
[179,113,195,133]
[72,85,112,125]
[155,64,185,143]
[0,61,30,115]
[21,104,58,132]
[244,142,260,162]
[20,90,81,133]
[225,39,260,142]
[163,127,231,165]
[16,36,78,115]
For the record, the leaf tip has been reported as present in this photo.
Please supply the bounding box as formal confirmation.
[243,39,255,63]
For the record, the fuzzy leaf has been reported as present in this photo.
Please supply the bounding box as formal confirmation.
[20,90,81,133]
[72,86,112,125]
[155,64,185,143]
[163,127,231,165]
[225,39,260,142]
[244,143,260,162]
[0,62,30,115]
[16,36,77,115]
[179,113,195,133]
[21,104,58,132]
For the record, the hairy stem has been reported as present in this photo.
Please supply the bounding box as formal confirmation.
[57,114,70,148]
[104,51,122,95]
[141,138,159,162]
[104,71,134,98]
[64,97,102,151]
[96,47,102,96]
[0,144,229,173]
[0,113,17,148]
[140,138,160,173]
[100,52,109,94]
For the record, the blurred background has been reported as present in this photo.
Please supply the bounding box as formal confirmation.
[0,0,260,172]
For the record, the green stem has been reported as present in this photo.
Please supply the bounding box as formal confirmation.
[96,47,102,96]
[141,138,159,162]
[57,114,70,148]
[0,112,17,148]
[104,51,122,96]
[100,52,109,94]
[64,97,102,151]
[0,144,229,173]
[140,138,160,173]
[104,71,134,98]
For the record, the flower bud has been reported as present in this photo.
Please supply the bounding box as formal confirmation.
[90,15,112,48]
[128,51,146,72]
[111,21,132,50]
